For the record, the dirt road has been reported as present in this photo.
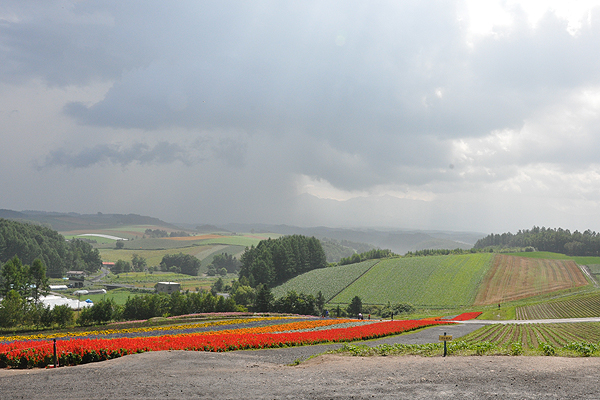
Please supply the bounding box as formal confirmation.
[2,351,600,399]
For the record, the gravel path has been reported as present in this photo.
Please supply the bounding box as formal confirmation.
[2,351,599,399]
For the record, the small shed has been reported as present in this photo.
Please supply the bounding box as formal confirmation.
[156,282,181,294]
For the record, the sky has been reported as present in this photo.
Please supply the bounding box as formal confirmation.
[2,0,600,234]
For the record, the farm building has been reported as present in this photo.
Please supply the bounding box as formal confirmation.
[156,282,181,294]
[66,270,86,288]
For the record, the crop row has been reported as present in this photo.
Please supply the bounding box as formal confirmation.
[461,323,600,348]
[516,294,600,319]
[332,253,493,307]
[0,319,451,368]
[474,255,588,306]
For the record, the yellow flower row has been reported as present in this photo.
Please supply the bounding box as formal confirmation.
[159,318,356,339]
[0,316,297,342]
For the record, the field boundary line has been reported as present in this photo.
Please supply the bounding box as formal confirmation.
[326,259,382,303]
[578,264,600,288]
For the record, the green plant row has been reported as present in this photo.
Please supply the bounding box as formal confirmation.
[516,293,600,319]
[337,340,600,357]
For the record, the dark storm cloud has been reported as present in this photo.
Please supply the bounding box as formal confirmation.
[38,141,193,169]
[5,0,600,200]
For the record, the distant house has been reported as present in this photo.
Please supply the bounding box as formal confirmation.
[66,270,86,288]
[102,262,115,269]
[156,282,181,294]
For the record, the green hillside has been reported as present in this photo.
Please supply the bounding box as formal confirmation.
[330,253,494,307]
[272,259,379,301]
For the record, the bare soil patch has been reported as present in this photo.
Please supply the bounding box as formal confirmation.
[475,255,588,305]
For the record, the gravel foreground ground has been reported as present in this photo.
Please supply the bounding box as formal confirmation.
[2,352,600,399]
[3,323,600,399]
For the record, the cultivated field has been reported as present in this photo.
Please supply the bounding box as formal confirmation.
[462,322,600,350]
[330,253,494,307]
[272,259,379,301]
[516,293,600,319]
[474,255,589,306]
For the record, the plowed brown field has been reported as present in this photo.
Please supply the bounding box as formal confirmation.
[474,254,589,305]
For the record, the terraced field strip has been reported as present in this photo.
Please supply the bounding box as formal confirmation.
[330,253,494,307]
[516,293,600,319]
[462,322,600,347]
[474,255,589,306]
[100,245,217,266]
[272,259,380,300]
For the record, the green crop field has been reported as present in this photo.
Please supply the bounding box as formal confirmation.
[271,259,379,300]
[462,322,600,348]
[81,288,142,305]
[516,293,600,319]
[330,253,494,307]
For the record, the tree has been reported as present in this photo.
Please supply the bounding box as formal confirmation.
[160,253,200,276]
[254,284,273,312]
[115,240,125,249]
[113,259,131,274]
[315,291,326,315]
[0,255,28,298]
[211,277,224,295]
[52,304,74,328]
[347,296,362,318]
[232,285,255,306]
[131,254,147,272]
[0,290,25,327]
[29,258,48,304]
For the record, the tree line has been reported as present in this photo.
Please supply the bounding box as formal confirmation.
[0,218,102,277]
[239,235,327,287]
[0,255,75,328]
[474,226,600,256]
[338,248,396,265]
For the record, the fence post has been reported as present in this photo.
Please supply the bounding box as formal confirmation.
[53,338,57,368]
[443,332,447,357]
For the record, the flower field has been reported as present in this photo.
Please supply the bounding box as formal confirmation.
[0,316,453,369]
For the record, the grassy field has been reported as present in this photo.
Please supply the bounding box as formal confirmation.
[272,259,380,301]
[330,253,494,307]
[80,288,142,305]
[474,255,589,305]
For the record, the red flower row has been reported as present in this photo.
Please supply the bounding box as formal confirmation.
[1,319,453,368]
[450,312,482,321]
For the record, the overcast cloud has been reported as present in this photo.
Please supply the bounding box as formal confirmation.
[2,0,600,233]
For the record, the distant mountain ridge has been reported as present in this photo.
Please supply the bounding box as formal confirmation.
[222,223,484,255]
[0,209,485,255]
[0,209,179,232]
